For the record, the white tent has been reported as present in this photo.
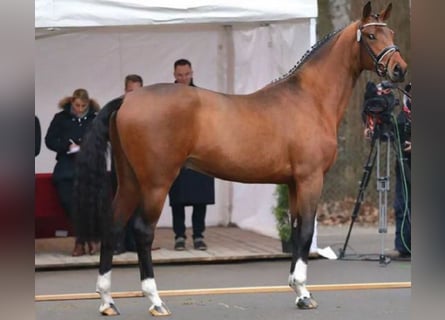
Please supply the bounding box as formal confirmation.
[35,0,318,238]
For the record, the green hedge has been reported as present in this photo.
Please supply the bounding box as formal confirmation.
[273,184,291,241]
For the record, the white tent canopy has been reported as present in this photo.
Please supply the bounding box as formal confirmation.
[36,0,316,28]
[35,0,318,239]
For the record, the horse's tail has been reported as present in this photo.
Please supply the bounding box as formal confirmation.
[73,101,121,241]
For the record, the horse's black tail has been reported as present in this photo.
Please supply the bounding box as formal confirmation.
[73,100,121,242]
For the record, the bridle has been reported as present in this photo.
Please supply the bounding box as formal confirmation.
[357,22,400,77]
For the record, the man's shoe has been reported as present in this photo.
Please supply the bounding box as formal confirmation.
[72,243,86,257]
[113,243,126,255]
[386,249,411,261]
[88,241,99,255]
[396,251,411,261]
[174,237,186,251]
[193,238,207,251]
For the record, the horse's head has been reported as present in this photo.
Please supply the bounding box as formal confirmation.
[358,2,407,82]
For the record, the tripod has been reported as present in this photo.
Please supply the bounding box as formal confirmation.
[338,122,397,265]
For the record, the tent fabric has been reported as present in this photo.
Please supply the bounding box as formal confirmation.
[36,0,317,28]
[35,1,318,239]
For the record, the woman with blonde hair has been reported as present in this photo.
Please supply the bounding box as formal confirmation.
[45,88,100,256]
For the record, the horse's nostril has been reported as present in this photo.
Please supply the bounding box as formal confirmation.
[392,64,405,81]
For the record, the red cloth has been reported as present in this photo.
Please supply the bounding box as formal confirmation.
[35,173,73,238]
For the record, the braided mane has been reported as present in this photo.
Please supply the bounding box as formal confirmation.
[272,28,344,83]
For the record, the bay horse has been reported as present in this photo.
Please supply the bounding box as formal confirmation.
[75,1,407,317]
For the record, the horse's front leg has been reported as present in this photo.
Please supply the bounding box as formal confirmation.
[287,176,322,309]
[133,210,171,316]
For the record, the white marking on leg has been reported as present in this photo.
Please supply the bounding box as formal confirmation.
[142,278,163,307]
[310,218,318,253]
[288,259,310,300]
[96,271,115,312]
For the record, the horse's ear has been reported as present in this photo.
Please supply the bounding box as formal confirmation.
[362,1,372,20]
[380,3,393,21]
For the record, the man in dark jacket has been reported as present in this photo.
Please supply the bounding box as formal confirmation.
[169,59,215,251]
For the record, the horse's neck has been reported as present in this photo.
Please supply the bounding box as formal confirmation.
[271,22,362,130]
[315,23,362,123]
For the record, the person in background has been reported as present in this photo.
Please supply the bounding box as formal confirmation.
[362,80,411,260]
[35,115,41,157]
[168,59,215,251]
[108,74,144,254]
[45,88,100,256]
[392,82,411,259]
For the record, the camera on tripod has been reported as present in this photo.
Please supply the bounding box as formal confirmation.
[362,80,399,140]
[339,80,406,264]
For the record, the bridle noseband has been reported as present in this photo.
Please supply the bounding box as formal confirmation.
[357,22,399,77]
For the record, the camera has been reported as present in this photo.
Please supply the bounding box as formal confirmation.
[362,81,399,120]
[376,80,394,91]
[362,81,400,140]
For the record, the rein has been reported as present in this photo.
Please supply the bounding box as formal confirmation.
[395,86,412,99]
[357,22,400,77]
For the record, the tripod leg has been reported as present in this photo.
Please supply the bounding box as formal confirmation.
[339,136,378,259]
[377,138,391,266]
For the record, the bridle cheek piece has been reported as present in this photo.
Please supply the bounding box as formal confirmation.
[357,22,399,77]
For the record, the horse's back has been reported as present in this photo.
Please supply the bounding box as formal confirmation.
[117,84,224,154]
[115,83,333,183]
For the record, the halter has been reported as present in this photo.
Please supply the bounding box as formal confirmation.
[357,22,400,77]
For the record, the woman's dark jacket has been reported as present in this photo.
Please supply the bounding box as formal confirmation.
[45,103,98,181]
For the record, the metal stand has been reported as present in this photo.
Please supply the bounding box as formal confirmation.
[338,124,395,266]
[376,135,392,265]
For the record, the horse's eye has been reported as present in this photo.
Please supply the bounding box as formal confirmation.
[368,34,376,40]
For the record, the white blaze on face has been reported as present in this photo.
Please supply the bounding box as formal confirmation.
[142,278,163,307]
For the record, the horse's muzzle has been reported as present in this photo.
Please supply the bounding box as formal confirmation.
[391,63,406,82]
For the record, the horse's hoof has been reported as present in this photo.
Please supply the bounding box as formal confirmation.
[149,303,171,316]
[296,296,318,309]
[100,303,120,316]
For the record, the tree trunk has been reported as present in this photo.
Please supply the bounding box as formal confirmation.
[316,0,411,224]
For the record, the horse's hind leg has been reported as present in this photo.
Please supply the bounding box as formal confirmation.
[135,184,171,316]
[96,114,140,316]
[96,171,139,316]
[287,173,323,309]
